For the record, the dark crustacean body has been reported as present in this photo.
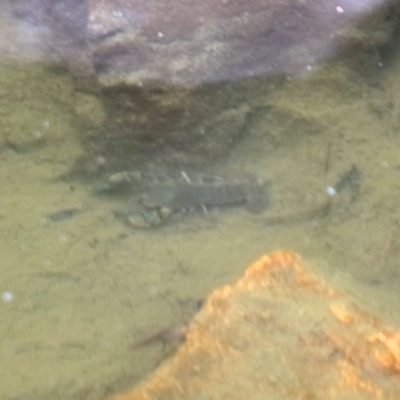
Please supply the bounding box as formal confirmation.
[141,180,267,214]
[99,170,268,228]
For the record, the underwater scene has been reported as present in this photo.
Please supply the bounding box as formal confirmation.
[1,0,400,399]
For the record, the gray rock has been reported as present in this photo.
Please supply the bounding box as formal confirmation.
[7,0,400,171]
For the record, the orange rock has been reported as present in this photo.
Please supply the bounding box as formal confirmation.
[368,330,400,374]
[110,251,400,400]
[330,303,355,324]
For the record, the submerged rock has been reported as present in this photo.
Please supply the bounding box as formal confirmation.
[6,0,400,171]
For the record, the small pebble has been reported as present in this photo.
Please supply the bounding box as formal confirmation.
[2,291,13,303]
[326,186,337,196]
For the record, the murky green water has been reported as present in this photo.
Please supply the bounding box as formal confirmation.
[2,6,400,400]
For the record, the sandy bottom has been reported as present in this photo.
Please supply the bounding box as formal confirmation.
[2,52,400,400]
